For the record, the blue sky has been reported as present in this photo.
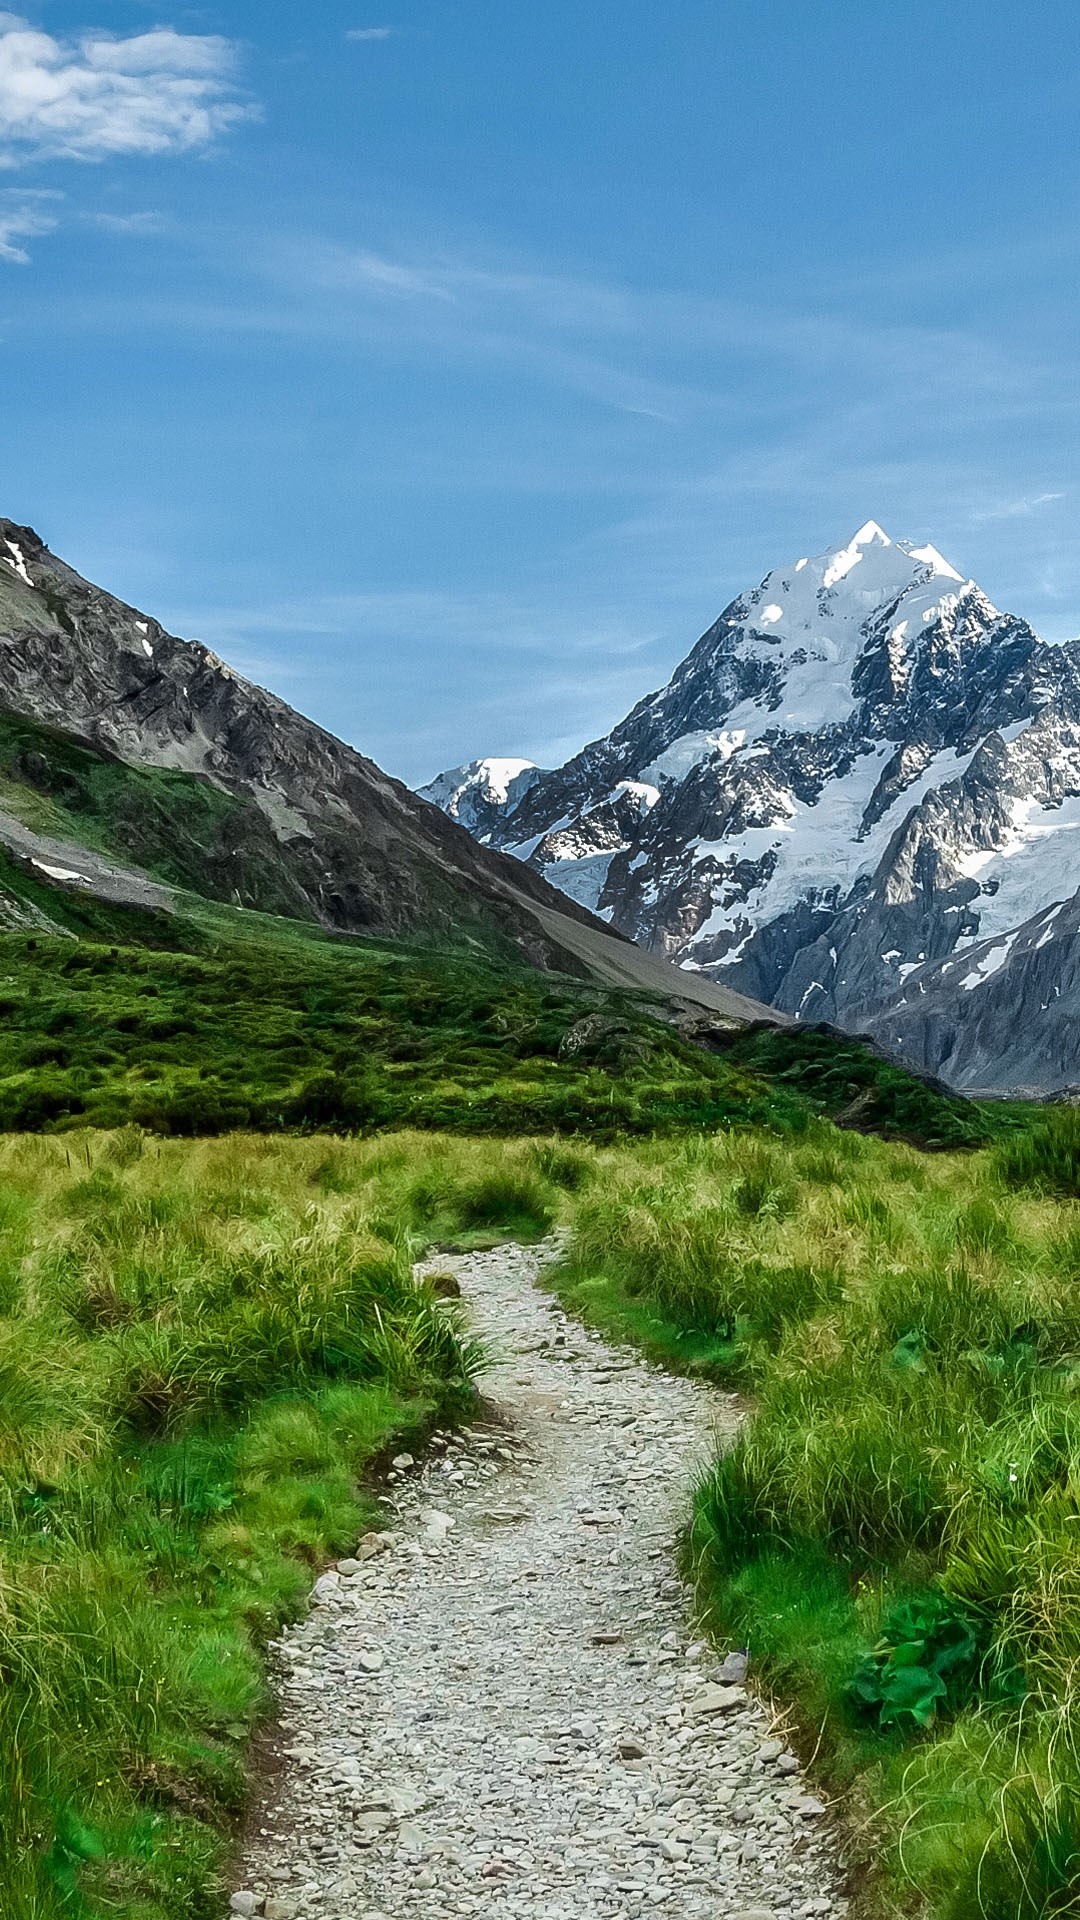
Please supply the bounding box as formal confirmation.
[3,3,1080,782]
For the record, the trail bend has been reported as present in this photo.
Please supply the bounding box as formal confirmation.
[237,1239,847,1920]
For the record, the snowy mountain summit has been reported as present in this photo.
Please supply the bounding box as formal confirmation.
[419,757,542,841]
[422,522,1080,1093]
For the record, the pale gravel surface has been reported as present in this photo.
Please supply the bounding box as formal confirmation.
[234,1239,848,1920]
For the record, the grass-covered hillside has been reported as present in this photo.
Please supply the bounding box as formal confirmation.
[548,1111,1080,1918]
[0,699,1014,1152]
[0,867,999,1148]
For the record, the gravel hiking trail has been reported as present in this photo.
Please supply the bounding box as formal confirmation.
[234,1240,848,1920]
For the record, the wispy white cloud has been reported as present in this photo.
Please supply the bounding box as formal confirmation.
[165,584,670,782]
[346,28,394,42]
[89,209,166,236]
[16,213,1080,729]
[328,248,454,299]
[0,16,253,166]
[0,184,58,259]
[968,490,1065,523]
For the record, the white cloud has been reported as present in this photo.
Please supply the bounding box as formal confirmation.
[0,17,252,165]
[0,185,57,259]
[969,491,1066,523]
[324,248,454,299]
[91,209,165,236]
[347,28,394,41]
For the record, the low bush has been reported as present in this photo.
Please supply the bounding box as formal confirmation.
[847,1589,1000,1732]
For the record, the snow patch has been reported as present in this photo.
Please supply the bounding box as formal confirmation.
[822,520,890,588]
[959,937,1014,992]
[611,779,661,811]
[540,851,615,916]
[956,794,1080,946]
[641,725,756,783]
[909,542,964,583]
[2,541,33,587]
[32,860,87,885]
[475,757,537,803]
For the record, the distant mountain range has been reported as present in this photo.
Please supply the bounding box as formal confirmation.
[0,518,772,1029]
[422,521,1080,1094]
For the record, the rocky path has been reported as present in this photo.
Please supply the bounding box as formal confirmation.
[233,1241,847,1920]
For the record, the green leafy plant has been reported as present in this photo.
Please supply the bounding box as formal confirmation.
[848,1590,986,1731]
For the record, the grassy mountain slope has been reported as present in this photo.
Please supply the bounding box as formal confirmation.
[0,842,997,1149]
[0,686,782,1037]
[0,709,313,918]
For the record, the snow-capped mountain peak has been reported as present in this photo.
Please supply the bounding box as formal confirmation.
[629,522,992,756]
[423,524,1080,1091]
[417,756,544,841]
[739,521,975,651]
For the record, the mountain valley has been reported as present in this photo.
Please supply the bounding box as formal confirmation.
[0,511,1074,1920]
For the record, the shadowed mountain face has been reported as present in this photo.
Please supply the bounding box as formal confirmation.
[422,521,1080,1093]
[0,518,779,1029]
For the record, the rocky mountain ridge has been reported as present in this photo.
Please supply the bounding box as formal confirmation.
[0,518,777,1027]
[422,521,1080,1091]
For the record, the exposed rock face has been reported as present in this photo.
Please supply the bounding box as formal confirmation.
[0,521,622,971]
[861,891,1080,1094]
[422,520,1080,1090]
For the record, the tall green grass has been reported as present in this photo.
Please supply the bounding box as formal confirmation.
[8,1107,1073,1920]
[549,1124,1080,1917]
[0,1128,569,1918]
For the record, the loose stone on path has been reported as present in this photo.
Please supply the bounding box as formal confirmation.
[235,1239,847,1918]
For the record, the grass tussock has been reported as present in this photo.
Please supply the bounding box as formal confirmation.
[0,1127,576,1918]
[547,1123,1080,1916]
[0,913,795,1142]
